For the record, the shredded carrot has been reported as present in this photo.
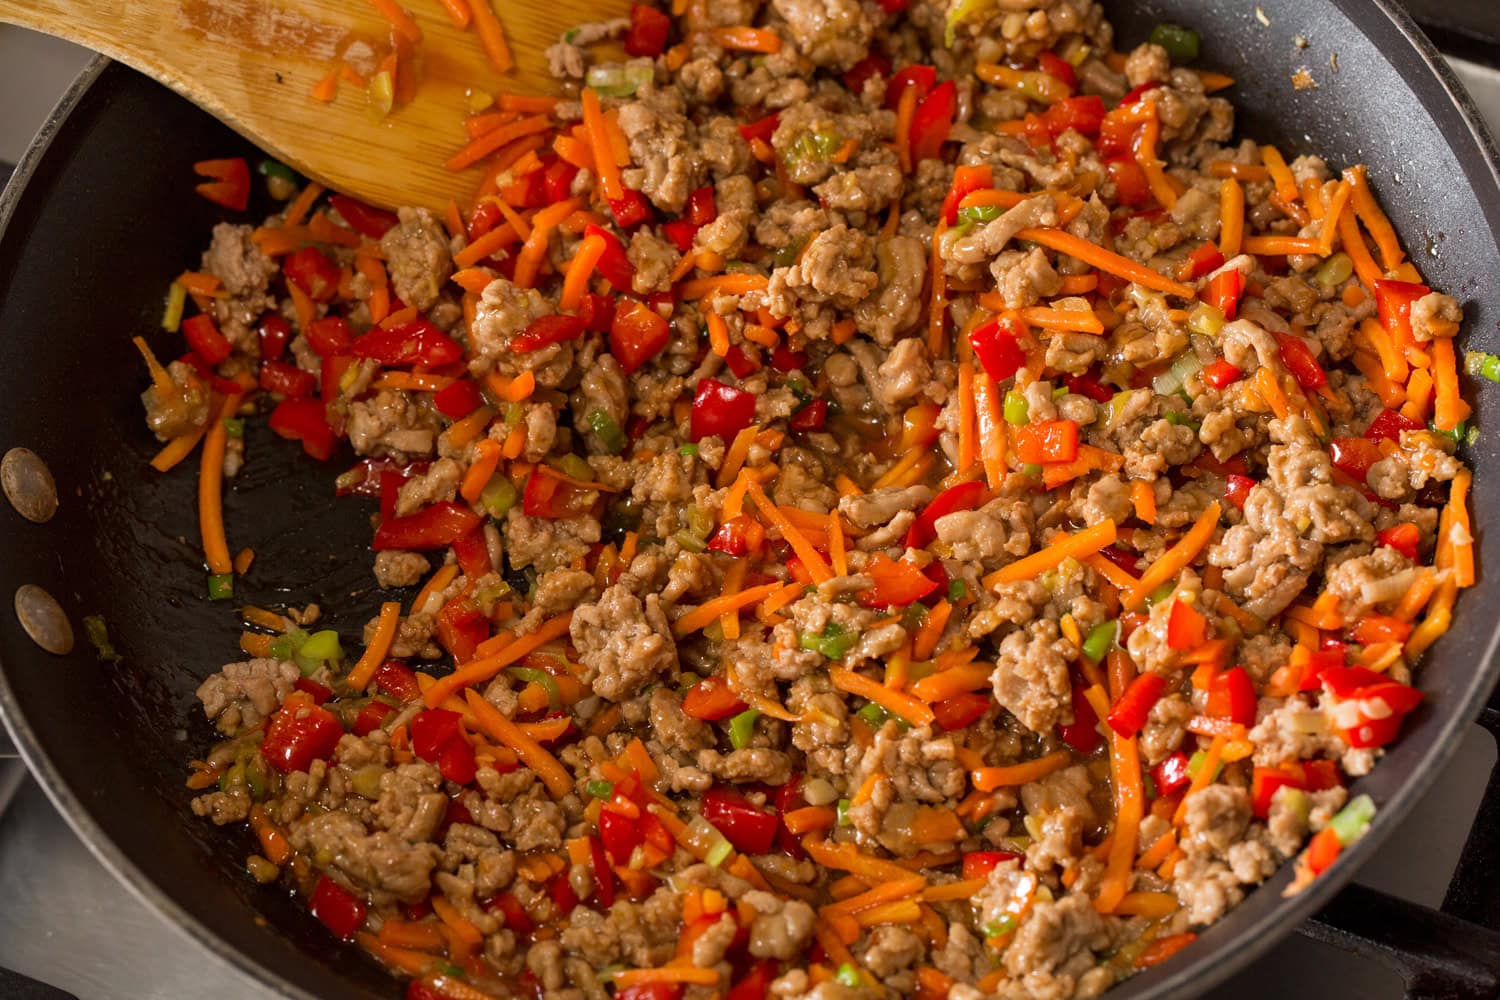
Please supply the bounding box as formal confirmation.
[1018,306,1105,334]
[310,69,339,103]
[445,115,550,172]
[1259,145,1300,205]
[468,0,513,72]
[1337,206,1385,292]
[1242,235,1322,257]
[1015,228,1195,298]
[716,424,761,490]
[1255,366,1291,419]
[412,563,459,615]
[1208,160,1270,181]
[1172,733,1228,827]
[580,89,625,201]
[955,360,977,472]
[282,181,324,228]
[803,837,917,884]
[424,613,574,709]
[895,84,918,173]
[1430,336,1471,433]
[706,308,731,358]
[913,600,951,661]
[1219,177,1244,258]
[1134,113,1178,209]
[498,93,558,114]
[928,220,948,354]
[198,394,242,575]
[828,510,849,578]
[710,25,783,52]
[241,605,287,633]
[356,932,441,975]
[464,687,572,798]
[1442,468,1475,588]
[436,0,471,28]
[909,662,990,703]
[513,198,581,289]
[971,750,1071,792]
[1129,480,1157,525]
[378,919,446,951]
[249,805,292,864]
[983,519,1118,588]
[347,602,402,689]
[830,667,936,727]
[430,895,483,949]
[560,234,605,311]
[439,406,494,450]
[1406,577,1457,659]
[1317,178,1352,256]
[150,424,209,473]
[1122,503,1222,610]
[368,0,423,42]
[1094,696,1144,913]
[747,479,833,583]
[1343,164,1403,271]
[1136,829,1178,870]
[783,806,839,836]
[1115,892,1179,918]
[459,439,503,504]
[612,967,720,988]
[677,274,768,299]
[674,582,790,637]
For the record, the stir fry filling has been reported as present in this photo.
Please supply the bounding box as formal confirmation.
[145,0,1479,997]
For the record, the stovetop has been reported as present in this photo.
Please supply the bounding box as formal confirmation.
[4,10,1500,1000]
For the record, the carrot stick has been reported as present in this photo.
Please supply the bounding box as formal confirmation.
[430,896,482,949]
[513,198,582,289]
[1431,336,1471,433]
[673,582,783,637]
[717,424,760,489]
[282,181,325,228]
[310,69,339,103]
[613,968,720,988]
[464,687,573,798]
[783,806,838,836]
[970,750,1071,792]
[1259,145,1300,205]
[560,233,605,311]
[677,274,769,299]
[1090,683,1143,913]
[468,0,514,72]
[1343,164,1404,271]
[1242,235,1323,257]
[1318,179,1352,257]
[198,394,242,575]
[1122,503,1222,610]
[912,600,950,661]
[249,804,292,864]
[909,662,990,702]
[1018,306,1105,334]
[802,837,918,883]
[378,919,447,951]
[973,368,1006,489]
[830,667,936,727]
[1337,207,1385,292]
[928,220,947,355]
[355,932,437,975]
[823,875,928,916]
[746,479,833,582]
[1172,733,1227,825]
[445,115,550,172]
[436,0,471,28]
[424,613,574,708]
[956,360,977,472]
[368,0,423,42]
[1130,480,1157,525]
[706,309,731,357]
[1219,177,1244,258]
[580,89,625,201]
[151,424,210,473]
[709,25,782,52]
[982,519,1118,588]
[460,439,503,503]
[1015,227,1195,298]
[1209,161,1270,181]
[412,563,459,614]
[500,93,559,113]
[347,601,402,689]
[895,85,918,173]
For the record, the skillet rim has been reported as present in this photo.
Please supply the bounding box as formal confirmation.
[1,0,1499,993]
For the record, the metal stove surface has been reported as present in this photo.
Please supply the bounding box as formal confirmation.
[2,21,1500,1000]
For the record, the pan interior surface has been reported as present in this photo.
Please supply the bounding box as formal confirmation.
[0,1,1496,997]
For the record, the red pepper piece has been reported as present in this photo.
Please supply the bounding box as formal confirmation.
[1152,751,1192,797]
[884,65,936,110]
[305,316,354,358]
[261,700,344,773]
[1329,436,1383,484]
[508,314,587,354]
[1106,157,1152,206]
[858,553,940,608]
[1306,827,1342,874]
[1223,473,1256,511]
[434,596,488,663]
[789,398,827,431]
[335,457,429,498]
[842,51,892,94]
[1014,419,1079,464]
[1365,407,1423,443]
[1350,614,1413,646]
[701,786,779,855]
[609,189,654,228]
[727,962,780,1000]
[259,359,317,399]
[909,80,957,163]
[354,319,466,367]
[1206,666,1257,726]
[375,659,423,702]
[1106,672,1167,738]
[969,317,1027,380]
[738,112,781,144]
[451,524,493,581]
[411,709,463,760]
[724,344,760,379]
[599,807,645,865]
[961,850,1023,880]
[906,479,986,549]
[484,891,534,936]
[309,875,367,939]
[268,398,338,460]
[548,871,579,916]
[707,514,766,557]
[1376,523,1421,560]
[1165,599,1208,650]
[685,185,717,226]
[1120,80,1164,106]
[1064,370,1115,403]
[258,314,292,361]
[1039,94,1104,137]
[1202,358,1243,389]
[1058,683,1104,755]
[1181,242,1226,280]
[436,734,478,785]
[623,2,672,56]
[328,194,398,239]
[433,379,485,419]
[283,246,341,302]
[372,501,482,550]
[690,378,758,443]
[940,164,994,225]
[353,700,394,736]
[193,157,251,212]
[542,157,580,204]
[660,219,699,254]
[295,677,333,704]
[1373,279,1431,345]
[578,292,617,334]
[1205,268,1244,320]
[682,674,748,721]
[182,314,233,365]
[932,692,990,731]
[1275,332,1327,389]
[589,834,616,908]
[522,467,597,519]
[1036,50,1077,88]
[610,299,671,374]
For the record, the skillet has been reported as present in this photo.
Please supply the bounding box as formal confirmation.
[1,1,1499,997]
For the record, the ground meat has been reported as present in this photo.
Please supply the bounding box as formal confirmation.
[770,0,871,69]
[373,550,430,588]
[202,222,276,298]
[617,88,701,213]
[395,457,462,516]
[291,810,442,905]
[746,891,817,958]
[380,208,452,311]
[845,337,930,411]
[504,511,601,571]
[467,278,561,380]
[572,355,630,455]
[196,658,300,736]
[1004,893,1114,998]
[346,389,441,457]
[571,583,677,702]
[838,484,933,529]
[992,247,1063,308]
[770,223,879,315]
[1123,43,1171,89]
[1409,291,1462,341]
[628,229,680,295]
[853,235,927,345]
[992,620,1075,734]
[141,360,211,441]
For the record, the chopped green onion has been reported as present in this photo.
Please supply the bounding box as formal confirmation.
[958,204,1002,224]
[268,628,308,662]
[207,572,235,602]
[1164,411,1201,431]
[504,402,525,426]
[586,409,626,454]
[835,964,862,989]
[480,476,518,519]
[506,666,562,711]
[799,623,858,660]
[1051,385,1068,400]
[1142,771,1158,800]
[948,579,968,602]
[162,282,187,333]
[1465,351,1500,384]
[1146,581,1176,606]
[984,915,1018,939]
[728,709,761,750]
[679,443,699,457]
[584,61,655,98]
[786,130,843,168]
[1329,793,1375,845]
[1187,749,1225,782]
[1003,391,1029,426]
[1082,620,1117,662]
[223,417,245,438]
[773,238,806,268]
[82,615,122,663]
[555,453,593,482]
[295,630,344,675]
[1021,462,1043,478]
[674,530,707,552]
[1153,352,1204,397]
[1187,302,1225,337]
[1431,420,1468,446]
[1312,252,1354,288]
[856,702,890,727]
[836,798,852,826]
[257,158,300,200]
[1149,22,1201,63]
[586,779,614,800]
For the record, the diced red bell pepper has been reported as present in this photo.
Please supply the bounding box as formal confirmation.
[728,961,779,1000]
[610,299,671,374]
[436,734,478,785]
[1365,407,1423,444]
[353,700,394,736]
[353,320,465,367]
[859,553,940,608]
[1223,473,1256,511]
[295,677,333,704]
[969,317,1027,380]
[501,168,547,210]
[548,870,580,916]
[193,157,252,212]
[1206,666,1257,726]
[451,524,493,581]
[933,692,990,731]
[1181,242,1226,281]
[1205,268,1244,320]
[284,246,341,303]
[259,359,318,398]
[1098,108,1142,159]
[1039,94,1104,138]
[906,479,986,549]
[738,112,781,144]
[1153,750,1192,797]
[961,850,1023,880]
[1014,419,1079,464]
[701,786,779,855]
[843,51,892,95]
[433,379,485,419]
[1275,332,1327,389]
[1098,545,1143,575]
[1329,436,1382,484]
[770,346,809,373]
[909,80,957,163]
[372,501,482,550]
[1106,672,1166,739]
[609,189,654,228]
[690,378,758,443]
[724,345,760,379]
[1202,358,1243,389]
[258,314,291,361]
[773,776,808,858]
[1106,156,1152,206]
[268,398,338,460]
[1064,370,1115,403]
[685,185,717,226]
[1373,279,1431,345]
[523,467,597,519]
[485,891,534,936]
[375,659,423,702]
[508,314,587,354]
[182,314,233,365]
[1058,683,1104,754]
[261,700,344,773]
[661,219,699,254]
[707,514,767,557]
[884,65,936,110]
[434,596,488,663]
[411,709,463,760]
[682,673,747,721]
[624,2,672,57]
[1166,599,1208,650]
[542,157,580,204]
[305,316,354,357]
[789,398,827,432]
[309,875,367,939]
[940,164,994,226]
[335,457,429,497]
[328,194,398,239]
[1251,764,1309,819]
[1376,523,1421,560]
[600,807,645,865]
[583,225,635,290]
[1306,826,1342,875]
[589,834,616,908]
[578,293,617,334]
[1036,50,1077,87]
[1319,665,1390,698]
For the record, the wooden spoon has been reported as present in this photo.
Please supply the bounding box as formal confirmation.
[0,0,627,210]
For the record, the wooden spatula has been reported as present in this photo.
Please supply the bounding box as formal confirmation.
[0,0,626,210]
